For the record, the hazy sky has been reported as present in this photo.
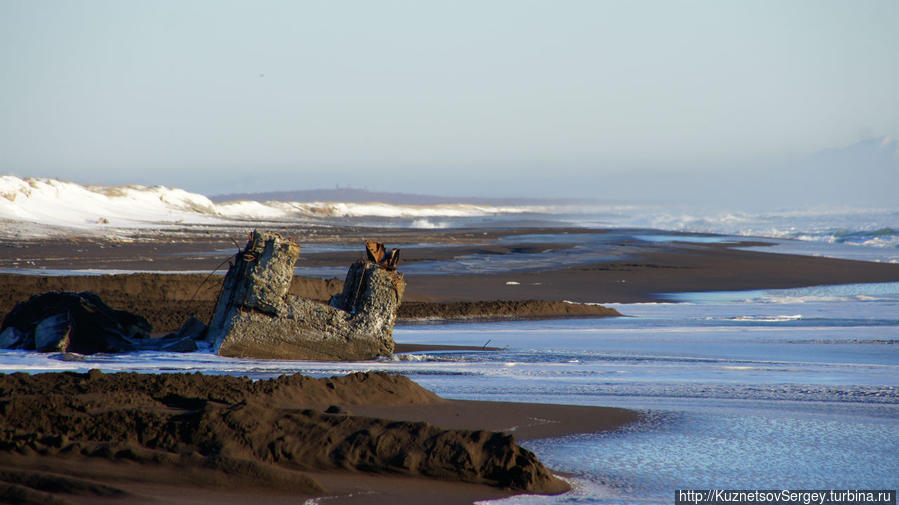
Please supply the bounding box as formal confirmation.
[1,0,896,201]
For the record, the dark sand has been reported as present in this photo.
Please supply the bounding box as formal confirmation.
[0,371,637,505]
[0,274,621,333]
[4,227,899,504]
[4,234,899,332]
[403,244,899,303]
[0,227,587,273]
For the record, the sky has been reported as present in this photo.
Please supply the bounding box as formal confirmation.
[0,0,896,204]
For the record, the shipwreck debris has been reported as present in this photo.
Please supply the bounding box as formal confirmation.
[206,230,406,360]
[0,291,200,354]
[365,239,401,270]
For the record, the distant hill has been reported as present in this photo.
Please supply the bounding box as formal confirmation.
[209,188,593,205]
[764,135,899,207]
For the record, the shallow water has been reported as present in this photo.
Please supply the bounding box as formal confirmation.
[737,238,899,264]
[507,405,898,504]
[292,230,750,278]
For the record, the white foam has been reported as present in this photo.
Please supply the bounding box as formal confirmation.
[215,200,291,219]
[475,475,619,505]
[730,314,803,322]
[587,204,899,258]
[410,218,448,229]
[3,176,897,264]
[0,176,226,237]
[0,176,579,238]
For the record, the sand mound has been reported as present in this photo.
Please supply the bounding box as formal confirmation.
[1,369,442,409]
[0,274,620,334]
[0,371,566,498]
[0,274,343,333]
[0,468,130,505]
[398,299,620,320]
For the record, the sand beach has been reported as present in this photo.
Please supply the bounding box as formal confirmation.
[2,226,899,504]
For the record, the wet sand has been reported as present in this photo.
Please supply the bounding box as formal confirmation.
[403,244,899,303]
[3,233,899,332]
[0,227,589,273]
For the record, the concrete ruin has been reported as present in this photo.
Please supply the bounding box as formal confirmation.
[206,231,405,360]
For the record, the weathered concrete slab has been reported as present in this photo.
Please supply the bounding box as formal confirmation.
[207,231,405,360]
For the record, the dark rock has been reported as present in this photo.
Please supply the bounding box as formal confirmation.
[176,316,207,341]
[0,326,24,349]
[1,291,152,354]
[34,312,73,352]
[0,291,196,354]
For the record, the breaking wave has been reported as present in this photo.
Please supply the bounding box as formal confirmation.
[617,206,899,251]
[2,176,897,257]
[0,176,566,238]
[728,315,803,322]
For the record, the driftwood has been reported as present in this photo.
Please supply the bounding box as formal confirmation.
[206,231,405,360]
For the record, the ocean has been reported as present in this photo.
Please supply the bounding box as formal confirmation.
[1,181,898,503]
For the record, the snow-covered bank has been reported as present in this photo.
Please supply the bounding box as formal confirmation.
[0,176,563,239]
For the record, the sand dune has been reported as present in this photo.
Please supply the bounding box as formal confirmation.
[0,370,627,504]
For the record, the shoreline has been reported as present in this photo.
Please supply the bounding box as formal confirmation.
[3,227,899,504]
[3,235,899,332]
